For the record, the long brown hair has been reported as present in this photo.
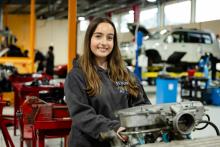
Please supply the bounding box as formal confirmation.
[79,17,139,97]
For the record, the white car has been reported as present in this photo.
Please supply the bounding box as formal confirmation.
[143,28,220,64]
[120,26,220,69]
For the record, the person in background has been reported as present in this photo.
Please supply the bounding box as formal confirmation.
[209,53,219,80]
[23,50,29,57]
[4,26,17,48]
[34,49,45,73]
[45,45,54,76]
[64,17,151,147]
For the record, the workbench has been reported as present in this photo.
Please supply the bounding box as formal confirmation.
[138,136,220,147]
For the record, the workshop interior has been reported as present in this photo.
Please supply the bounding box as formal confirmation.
[1,0,220,146]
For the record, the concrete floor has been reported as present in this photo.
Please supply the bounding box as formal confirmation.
[1,85,220,147]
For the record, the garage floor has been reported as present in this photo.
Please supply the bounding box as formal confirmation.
[1,85,220,147]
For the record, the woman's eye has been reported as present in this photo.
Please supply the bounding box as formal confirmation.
[107,36,113,41]
[95,35,101,38]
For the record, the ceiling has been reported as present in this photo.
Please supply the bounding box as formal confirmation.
[0,0,172,19]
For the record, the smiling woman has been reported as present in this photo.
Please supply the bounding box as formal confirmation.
[64,17,151,147]
[90,22,114,68]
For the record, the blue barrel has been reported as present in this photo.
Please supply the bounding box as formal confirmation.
[156,77,178,104]
[211,88,220,106]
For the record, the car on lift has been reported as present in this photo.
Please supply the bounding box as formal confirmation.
[143,28,220,65]
[120,24,220,71]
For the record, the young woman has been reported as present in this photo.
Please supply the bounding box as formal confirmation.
[64,17,151,147]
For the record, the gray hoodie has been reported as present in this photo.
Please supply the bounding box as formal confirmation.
[64,60,150,147]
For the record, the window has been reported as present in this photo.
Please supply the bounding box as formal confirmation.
[164,1,191,25]
[80,20,89,31]
[196,0,220,22]
[187,32,201,43]
[120,13,134,33]
[171,32,186,43]
[140,7,158,29]
[201,33,212,44]
[112,15,120,32]
[185,32,213,44]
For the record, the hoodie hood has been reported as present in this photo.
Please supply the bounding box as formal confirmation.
[73,58,108,74]
[72,59,80,69]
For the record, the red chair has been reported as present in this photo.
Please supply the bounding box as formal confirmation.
[0,101,15,147]
[17,97,70,147]
[9,73,53,136]
[17,98,46,147]
[32,103,71,147]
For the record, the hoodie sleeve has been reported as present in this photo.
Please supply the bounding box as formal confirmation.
[64,69,120,139]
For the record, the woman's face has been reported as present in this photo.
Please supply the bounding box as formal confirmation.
[90,22,114,62]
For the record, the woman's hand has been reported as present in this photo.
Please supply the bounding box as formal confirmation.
[116,127,128,142]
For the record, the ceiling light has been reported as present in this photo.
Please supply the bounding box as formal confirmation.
[78,17,85,21]
[56,0,62,4]
[147,0,157,2]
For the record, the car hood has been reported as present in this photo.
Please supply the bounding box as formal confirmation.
[127,23,151,37]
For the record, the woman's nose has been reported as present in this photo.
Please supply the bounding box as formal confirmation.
[100,37,107,44]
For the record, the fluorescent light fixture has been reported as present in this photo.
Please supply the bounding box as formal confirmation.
[78,17,85,21]
[56,0,62,4]
[147,0,157,2]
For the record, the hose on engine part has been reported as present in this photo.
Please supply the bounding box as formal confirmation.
[195,114,210,130]
[197,120,220,136]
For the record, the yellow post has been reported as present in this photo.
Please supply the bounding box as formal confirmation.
[68,0,77,71]
[30,0,36,73]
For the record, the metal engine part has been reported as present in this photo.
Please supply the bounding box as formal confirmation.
[102,101,206,147]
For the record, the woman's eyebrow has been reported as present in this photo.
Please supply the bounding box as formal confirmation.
[93,32,114,36]
[108,33,114,36]
[93,32,102,35]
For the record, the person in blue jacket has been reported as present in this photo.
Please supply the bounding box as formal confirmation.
[64,17,151,147]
